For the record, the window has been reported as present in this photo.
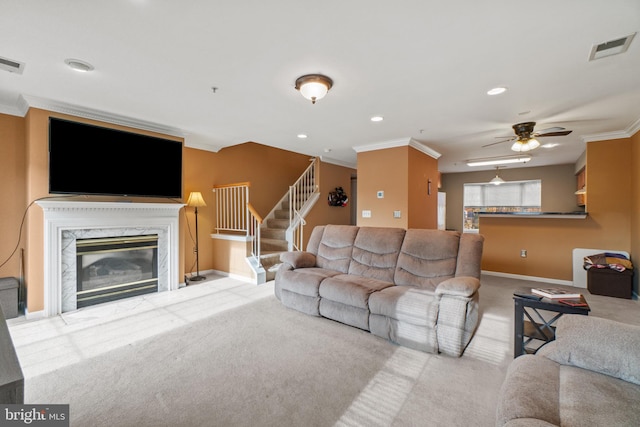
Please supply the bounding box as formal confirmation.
[463,180,541,232]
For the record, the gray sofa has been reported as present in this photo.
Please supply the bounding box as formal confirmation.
[274,225,484,357]
[496,315,640,426]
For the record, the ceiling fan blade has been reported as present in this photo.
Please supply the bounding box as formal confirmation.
[535,126,566,134]
[535,130,573,137]
[482,138,513,148]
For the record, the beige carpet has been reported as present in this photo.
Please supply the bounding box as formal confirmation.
[18,275,640,427]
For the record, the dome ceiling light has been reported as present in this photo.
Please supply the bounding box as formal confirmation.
[295,74,333,104]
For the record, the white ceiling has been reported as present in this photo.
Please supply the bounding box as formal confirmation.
[1,1,639,173]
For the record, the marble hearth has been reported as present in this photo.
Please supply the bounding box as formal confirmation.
[36,201,183,317]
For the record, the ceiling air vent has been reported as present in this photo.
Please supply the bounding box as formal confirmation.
[0,56,25,74]
[589,32,636,61]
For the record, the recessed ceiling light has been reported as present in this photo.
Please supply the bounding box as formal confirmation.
[297,134,308,139]
[65,58,94,72]
[370,116,384,122]
[487,87,507,96]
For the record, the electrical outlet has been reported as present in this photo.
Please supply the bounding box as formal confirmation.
[393,210,401,218]
[520,249,527,258]
[362,210,372,218]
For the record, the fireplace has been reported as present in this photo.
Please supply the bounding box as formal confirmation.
[36,201,183,317]
[76,235,159,308]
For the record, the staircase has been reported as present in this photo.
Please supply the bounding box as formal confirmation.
[213,158,320,284]
[258,160,320,281]
[259,200,293,281]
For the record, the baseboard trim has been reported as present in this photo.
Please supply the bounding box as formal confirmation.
[481,270,574,287]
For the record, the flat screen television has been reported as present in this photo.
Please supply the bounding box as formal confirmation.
[49,117,183,198]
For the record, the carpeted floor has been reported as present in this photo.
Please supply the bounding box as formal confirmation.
[9,274,640,426]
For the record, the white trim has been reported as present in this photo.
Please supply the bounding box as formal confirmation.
[582,117,640,142]
[353,137,441,160]
[206,269,257,285]
[481,270,573,286]
[20,95,185,137]
[211,233,252,242]
[319,155,357,169]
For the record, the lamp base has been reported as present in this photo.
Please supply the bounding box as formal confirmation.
[190,275,207,282]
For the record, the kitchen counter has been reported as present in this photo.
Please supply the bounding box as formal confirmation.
[478,212,588,219]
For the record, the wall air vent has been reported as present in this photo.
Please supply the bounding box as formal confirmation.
[589,33,636,61]
[0,56,25,74]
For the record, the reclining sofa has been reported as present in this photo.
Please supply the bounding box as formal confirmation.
[496,315,640,426]
[274,225,484,356]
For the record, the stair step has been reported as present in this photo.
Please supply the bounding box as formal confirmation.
[261,238,288,252]
[274,209,289,219]
[267,218,289,229]
[261,227,286,240]
[260,252,285,282]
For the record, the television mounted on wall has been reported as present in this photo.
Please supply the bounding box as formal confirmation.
[48,117,183,198]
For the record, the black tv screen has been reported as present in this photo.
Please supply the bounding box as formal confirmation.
[49,118,183,198]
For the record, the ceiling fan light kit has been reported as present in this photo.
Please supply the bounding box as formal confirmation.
[511,137,540,152]
[295,74,333,104]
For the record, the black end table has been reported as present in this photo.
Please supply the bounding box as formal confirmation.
[513,289,590,358]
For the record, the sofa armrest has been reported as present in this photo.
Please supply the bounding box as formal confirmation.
[279,251,317,269]
[540,315,640,385]
[435,276,480,298]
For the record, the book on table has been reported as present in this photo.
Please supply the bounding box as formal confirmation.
[531,287,582,299]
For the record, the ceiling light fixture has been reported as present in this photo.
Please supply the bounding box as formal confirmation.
[487,87,507,95]
[64,58,94,72]
[297,134,308,139]
[370,116,384,122]
[295,74,333,104]
[511,137,540,152]
[490,167,505,185]
[466,156,531,167]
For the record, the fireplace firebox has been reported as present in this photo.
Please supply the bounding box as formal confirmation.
[76,235,159,308]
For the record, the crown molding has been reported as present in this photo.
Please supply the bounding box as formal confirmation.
[319,155,357,169]
[582,116,640,142]
[353,137,441,159]
[20,95,185,138]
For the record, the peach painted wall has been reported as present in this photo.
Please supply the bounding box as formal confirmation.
[303,160,356,243]
[183,144,356,278]
[631,130,640,294]
[357,147,409,228]
[407,147,438,229]
[22,109,186,312]
[0,114,27,279]
[478,137,632,282]
[357,145,438,229]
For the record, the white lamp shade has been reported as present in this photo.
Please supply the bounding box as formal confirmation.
[300,82,329,103]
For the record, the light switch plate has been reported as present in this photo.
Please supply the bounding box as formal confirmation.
[362,210,372,218]
[377,191,384,198]
[393,210,401,218]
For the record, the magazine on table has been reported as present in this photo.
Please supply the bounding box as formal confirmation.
[531,287,582,299]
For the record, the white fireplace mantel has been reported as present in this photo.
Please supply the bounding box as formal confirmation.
[36,200,184,317]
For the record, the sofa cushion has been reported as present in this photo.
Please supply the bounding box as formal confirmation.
[394,229,461,290]
[368,286,438,327]
[496,355,561,426]
[319,274,394,309]
[280,251,316,269]
[348,227,406,283]
[277,267,342,297]
[539,315,640,385]
[557,364,640,427]
[315,225,359,273]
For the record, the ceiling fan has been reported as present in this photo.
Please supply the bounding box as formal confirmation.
[483,122,573,152]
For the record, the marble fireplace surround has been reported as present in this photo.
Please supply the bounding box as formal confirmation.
[36,200,183,317]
